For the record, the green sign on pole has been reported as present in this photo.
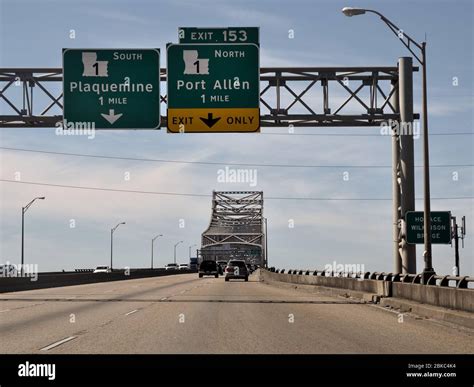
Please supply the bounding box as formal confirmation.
[178,27,259,44]
[167,43,259,133]
[63,49,160,129]
[406,211,452,244]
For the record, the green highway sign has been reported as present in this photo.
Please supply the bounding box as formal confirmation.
[167,43,260,133]
[178,27,259,44]
[63,49,160,129]
[406,211,452,244]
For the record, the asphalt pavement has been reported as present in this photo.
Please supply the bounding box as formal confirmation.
[1,272,473,354]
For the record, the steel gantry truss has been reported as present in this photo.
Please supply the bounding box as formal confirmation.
[0,66,418,128]
[199,191,265,266]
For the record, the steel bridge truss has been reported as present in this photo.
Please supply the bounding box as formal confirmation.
[200,191,264,266]
[0,66,418,128]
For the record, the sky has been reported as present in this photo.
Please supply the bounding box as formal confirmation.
[0,0,472,275]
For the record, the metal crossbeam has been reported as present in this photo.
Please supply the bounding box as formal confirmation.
[0,66,418,128]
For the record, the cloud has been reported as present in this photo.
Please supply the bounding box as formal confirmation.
[79,8,152,26]
[418,96,474,117]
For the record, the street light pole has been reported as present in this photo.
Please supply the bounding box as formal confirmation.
[342,7,435,282]
[420,42,434,280]
[174,240,183,264]
[264,217,268,268]
[151,234,163,269]
[21,196,45,276]
[21,209,24,275]
[110,222,125,271]
[188,244,197,259]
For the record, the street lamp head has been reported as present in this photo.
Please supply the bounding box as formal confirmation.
[342,7,366,17]
[121,222,126,225]
[38,197,46,200]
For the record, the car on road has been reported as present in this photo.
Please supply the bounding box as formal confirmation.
[225,260,249,282]
[165,263,179,271]
[93,266,111,273]
[216,260,227,275]
[198,260,219,278]
[178,263,189,271]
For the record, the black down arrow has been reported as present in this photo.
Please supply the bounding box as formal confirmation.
[200,113,221,128]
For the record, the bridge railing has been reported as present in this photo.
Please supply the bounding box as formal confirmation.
[269,268,474,289]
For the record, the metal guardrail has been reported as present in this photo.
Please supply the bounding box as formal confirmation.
[268,268,473,289]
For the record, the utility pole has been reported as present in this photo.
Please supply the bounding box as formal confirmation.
[451,216,466,276]
[390,80,402,273]
[453,218,459,276]
[398,57,416,274]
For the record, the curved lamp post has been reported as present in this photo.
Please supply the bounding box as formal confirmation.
[21,196,45,276]
[174,240,183,264]
[342,7,434,282]
[151,234,163,269]
[188,244,197,259]
[110,222,125,271]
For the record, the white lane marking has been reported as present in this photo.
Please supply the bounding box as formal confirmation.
[0,309,10,313]
[40,336,77,351]
[179,290,186,294]
[160,297,168,301]
[125,309,139,316]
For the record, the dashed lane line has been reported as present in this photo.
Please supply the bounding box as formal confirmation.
[40,336,77,351]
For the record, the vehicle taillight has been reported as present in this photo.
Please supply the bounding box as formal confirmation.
[226,267,234,272]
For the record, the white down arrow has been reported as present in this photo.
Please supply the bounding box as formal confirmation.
[101,109,123,125]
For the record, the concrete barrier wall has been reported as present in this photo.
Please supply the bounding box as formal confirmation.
[260,270,473,313]
[392,282,473,313]
[260,270,391,297]
[0,269,194,293]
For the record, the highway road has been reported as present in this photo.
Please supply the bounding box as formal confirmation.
[1,272,473,354]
